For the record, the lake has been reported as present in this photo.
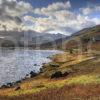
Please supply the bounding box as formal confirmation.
[0,49,62,86]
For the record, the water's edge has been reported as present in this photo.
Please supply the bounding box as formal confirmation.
[0,49,63,86]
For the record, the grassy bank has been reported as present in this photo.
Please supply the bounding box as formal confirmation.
[0,51,100,100]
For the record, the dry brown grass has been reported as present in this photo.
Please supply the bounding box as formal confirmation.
[0,49,99,100]
[0,84,100,100]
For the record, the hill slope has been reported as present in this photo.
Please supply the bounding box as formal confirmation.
[62,25,100,51]
[0,51,100,100]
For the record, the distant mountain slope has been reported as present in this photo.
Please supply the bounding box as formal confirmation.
[0,30,66,48]
[62,25,100,51]
[0,25,99,50]
[72,25,100,36]
[40,25,100,50]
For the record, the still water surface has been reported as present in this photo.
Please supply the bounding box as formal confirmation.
[0,49,63,86]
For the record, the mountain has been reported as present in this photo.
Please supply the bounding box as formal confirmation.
[0,30,66,48]
[61,25,100,51]
[0,25,99,50]
[40,25,100,50]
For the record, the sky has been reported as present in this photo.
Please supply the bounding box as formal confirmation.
[0,0,100,35]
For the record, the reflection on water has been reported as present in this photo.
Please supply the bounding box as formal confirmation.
[0,48,62,86]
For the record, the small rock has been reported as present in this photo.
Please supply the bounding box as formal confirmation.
[30,71,37,78]
[16,80,21,84]
[39,68,43,73]
[15,86,21,91]
[25,74,30,78]
[0,85,9,88]
[6,83,13,87]
[34,64,37,66]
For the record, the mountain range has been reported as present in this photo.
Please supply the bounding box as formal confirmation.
[0,25,100,50]
[0,30,66,48]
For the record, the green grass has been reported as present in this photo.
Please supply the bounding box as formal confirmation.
[11,87,46,96]
[10,74,100,96]
[10,80,67,96]
[1,51,100,98]
[67,74,100,85]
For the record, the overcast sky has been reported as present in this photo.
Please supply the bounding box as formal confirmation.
[0,0,100,35]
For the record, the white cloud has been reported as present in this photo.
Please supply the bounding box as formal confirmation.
[0,0,100,35]
[0,0,33,31]
[43,1,71,11]
[80,7,93,15]
[80,5,100,15]
[34,1,71,15]
[23,1,100,35]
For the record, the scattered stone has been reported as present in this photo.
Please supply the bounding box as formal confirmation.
[0,83,14,89]
[6,83,13,87]
[34,64,37,66]
[39,68,43,73]
[0,85,9,88]
[30,71,37,78]
[22,78,26,81]
[0,81,21,89]
[25,74,30,79]
[16,80,21,84]
[15,86,21,91]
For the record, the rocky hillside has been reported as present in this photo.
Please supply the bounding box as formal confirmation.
[62,25,100,51]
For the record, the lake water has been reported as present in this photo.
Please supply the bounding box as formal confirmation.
[0,49,63,86]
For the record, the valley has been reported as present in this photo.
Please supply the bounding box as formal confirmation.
[0,25,100,100]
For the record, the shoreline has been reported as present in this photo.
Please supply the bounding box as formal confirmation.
[0,50,99,98]
[0,49,63,89]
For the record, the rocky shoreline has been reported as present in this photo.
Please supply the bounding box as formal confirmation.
[0,66,39,89]
[0,52,58,90]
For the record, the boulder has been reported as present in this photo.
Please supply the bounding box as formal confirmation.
[34,64,37,66]
[25,74,30,79]
[0,83,14,88]
[51,71,62,79]
[30,71,37,78]
[0,85,9,88]
[6,83,13,87]
[39,68,43,73]
[16,80,21,84]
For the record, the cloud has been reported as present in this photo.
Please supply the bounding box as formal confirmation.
[0,0,33,31]
[23,1,100,35]
[34,1,71,15]
[0,0,100,35]
[80,5,100,15]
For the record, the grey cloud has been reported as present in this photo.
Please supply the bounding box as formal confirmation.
[0,0,33,30]
[0,0,20,25]
[0,0,100,34]
[80,5,100,15]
